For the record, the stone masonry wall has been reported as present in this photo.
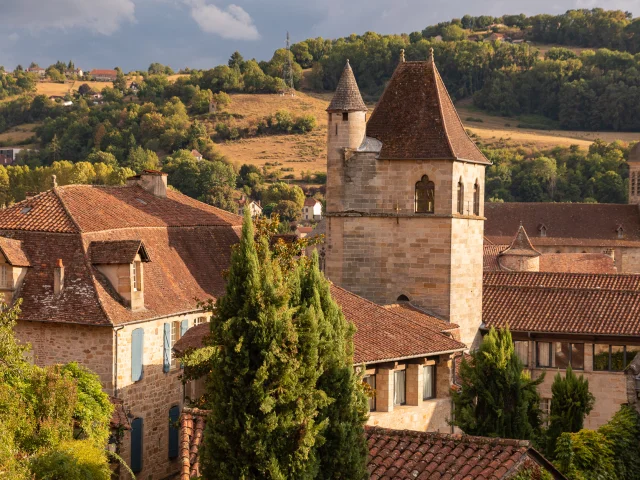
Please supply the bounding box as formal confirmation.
[535,245,640,274]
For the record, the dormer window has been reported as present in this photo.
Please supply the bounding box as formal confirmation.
[616,225,624,239]
[415,175,435,214]
[0,265,9,288]
[132,261,142,291]
[538,224,547,237]
[0,237,30,302]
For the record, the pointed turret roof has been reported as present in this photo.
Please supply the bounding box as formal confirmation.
[366,56,490,164]
[500,224,541,257]
[327,61,367,112]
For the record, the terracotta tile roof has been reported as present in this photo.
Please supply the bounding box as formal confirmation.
[629,142,640,162]
[109,396,131,430]
[88,240,149,264]
[366,60,489,164]
[90,69,117,76]
[539,253,616,274]
[485,203,640,247]
[484,244,508,271]
[0,184,242,326]
[179,408,209,480]
[382,303,459,333]
[365,426,564,480]
[330,285,465,364]
[501,225,540,257]
[483,272,640,336]
[327,61,367,112]
[0,236,30,266]
[304,197,319,207]
[173,322,211,356]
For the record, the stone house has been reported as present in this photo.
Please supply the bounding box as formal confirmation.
[236,197,262,217]
[2,171,242,479]
[90,69,118,81]
[302,197,323,221]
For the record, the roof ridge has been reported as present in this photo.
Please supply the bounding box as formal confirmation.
[485,284,640,294]
[432,60,456,160]
[485,270,640,279]
[365,426,531,448]
[52,187,82,233]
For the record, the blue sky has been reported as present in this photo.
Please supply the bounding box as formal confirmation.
[0,0,636,72]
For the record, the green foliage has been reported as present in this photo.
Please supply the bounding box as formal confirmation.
[555,430,615,480]
[597,406,640,479]
[30,439,111,480]
[546,366,595,457]
[262,182,305,210]
[0,70,37,100]
[451,327,544,439]
[274,199,301,222]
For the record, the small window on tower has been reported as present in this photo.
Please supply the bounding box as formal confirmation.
[415,175,435,214]
[457,178,464,215]
[397,294,409,302]
[473,180,480,216]
[342,112,349,121]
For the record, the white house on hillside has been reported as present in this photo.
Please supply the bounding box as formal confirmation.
[303,198,323,221]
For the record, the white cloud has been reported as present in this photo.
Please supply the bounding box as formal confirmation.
[0,0,135,35]
[8,33,19,43]
[186,0,259,40]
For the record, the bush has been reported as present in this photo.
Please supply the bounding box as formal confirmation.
[30,440,111,480]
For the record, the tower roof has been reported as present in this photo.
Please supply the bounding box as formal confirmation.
[630,142,640,163]
[366,57,490,164]
[500,224,540,257]
[327,61,367,112]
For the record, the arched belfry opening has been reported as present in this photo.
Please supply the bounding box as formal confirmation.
[397,294,410,302]
[415,176,435,214]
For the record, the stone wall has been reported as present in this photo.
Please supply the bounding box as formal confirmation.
[535,245,640,274]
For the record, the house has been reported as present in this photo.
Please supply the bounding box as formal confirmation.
[178,414,565,479]
[302,197,322,221]
[65,68,83,78]
[295,225,314,238]
[484,32,506,42]
[0,147,23,162]
[90,69,118,81]
[236,197,262,217]
[0,154,14,166]
[129,82,140,92]
[3,171,242,479]
[190,149,203,161]
[26,65,46,77]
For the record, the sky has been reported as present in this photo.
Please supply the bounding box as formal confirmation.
[0,0,637,72]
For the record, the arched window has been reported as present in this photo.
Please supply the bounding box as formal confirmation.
[457,178,464,214]
[415,175,435,214]
[473,180,480,216]
[397,294,409,302]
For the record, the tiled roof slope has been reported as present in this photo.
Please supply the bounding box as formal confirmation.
[326,61,367,112]
[330,285,465,364]
[485,203,640,246]
[89,240,149,264]
[0,236,30,266]
[180,408,209,480]
[484,244,508,271]
[382,303,459,333]
[365,427,564,480]
[366,60,489,164]
[502,225,540,257]
[483,272,640,336]
[0,190,78,233]
[173,322,211,356]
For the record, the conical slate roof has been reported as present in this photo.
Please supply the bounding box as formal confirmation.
[501,224,540,257]
[366,57,489,164]
[327,61,367,112]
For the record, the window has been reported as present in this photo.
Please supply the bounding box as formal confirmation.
[394,370,406,405]
[539,225,547,237]
[423,365,436,400]
[473,180,480,216]
[415,175,435,214]
[168,406,180,459]
[363,375,376,411]
[536,342,552,367]
[594,345,639,371]
[170,321,182,368]
[131,328,144,382]
[132,261,141,291]
[457,179,464,214]
[633,172,637,196]
[566,343,584,370]
[342,112,349,121]
[195,317,207,326]
[130,417,143,474]
[397,294,409,302]
[0,265,9,288]
[514,341,529,366]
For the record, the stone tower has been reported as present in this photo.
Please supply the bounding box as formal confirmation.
[498,225,541,272]
[629,143,640,204]
[325,53,490,347]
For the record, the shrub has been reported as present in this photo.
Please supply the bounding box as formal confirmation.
[30,440,111,480]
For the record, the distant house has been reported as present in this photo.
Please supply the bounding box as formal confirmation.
[432,35,443,42]
[0,154,13,166]
[129,82,140,92]
[0,148,23,162]
[26,65,46,77]
[65,68,83,78]
[190,150,203,161]
[63,100,73,107]
[90,69,118,81]
[48,95,65,102]
[302,197,323,221]
[295,225,314,238]
[236,197,262,218]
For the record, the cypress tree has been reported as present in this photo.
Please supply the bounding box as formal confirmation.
[451,327,544,439]
[200,210,326,479]
[292,253,369,480]
[546,366,595,457]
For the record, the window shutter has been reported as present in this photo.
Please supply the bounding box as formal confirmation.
[168,406,180,459]
[163,322,171,373]
[131,328,144,382]
[130,417,143,473]
[181,319,188,336]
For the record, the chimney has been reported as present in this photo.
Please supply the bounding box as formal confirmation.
[54,258,64,295]
[126,170,168,198]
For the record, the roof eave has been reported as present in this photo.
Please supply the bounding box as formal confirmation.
[357,347,467,366]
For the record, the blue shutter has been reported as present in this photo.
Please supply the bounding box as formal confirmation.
[130,417,143,473]
[168,406,180,459]
[181,319,188,336]
[131,328,144,382]
[163,323,171,373]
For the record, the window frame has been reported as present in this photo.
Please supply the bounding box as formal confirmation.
[422,364,436,401]
[170,320,182,369]
[514,341,529,366]
[394,370,406,406]
[536,342,552,368]
[0,264,9,288]
[473,180,480,216]
[593,344,638,372]
[457,178,464,215]
[363,374,376,412]
[414,175,435,214]
[536,341,584,370]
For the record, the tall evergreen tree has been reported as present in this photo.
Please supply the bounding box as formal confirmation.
[451,327,544,439]
[200,210,327,479]
[546,366,595,457]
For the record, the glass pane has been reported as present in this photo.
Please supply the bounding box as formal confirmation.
[394,370,405,405]
[423,365,434,400]
[571,344,584,370]
[555,343,570,369]
[593,344,610,371]
[364,375,376,411]
[514,341,529,366]
[626,348,640,368]
[537,342,551,367]
[610,345,625,371]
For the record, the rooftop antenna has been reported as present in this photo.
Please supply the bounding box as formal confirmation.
[283,32,295,97]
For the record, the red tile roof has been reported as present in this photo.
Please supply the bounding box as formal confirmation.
[485,203,640,247]
[365,426,564,480]
[0,236,30,266]
[366,60,489,164]
[0,184,242,326]
[629,142,640,163]
[179,408,209,480]
[330,285,465,364]
[304,197,319,207]
[173,322,211,356]
[90,69,117,76]
[382,303,459,333]
[88,240,149,264]
[483,244,508,271]
[483,271,640,336]
[326,61,367,112]
[501,225,540,257]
